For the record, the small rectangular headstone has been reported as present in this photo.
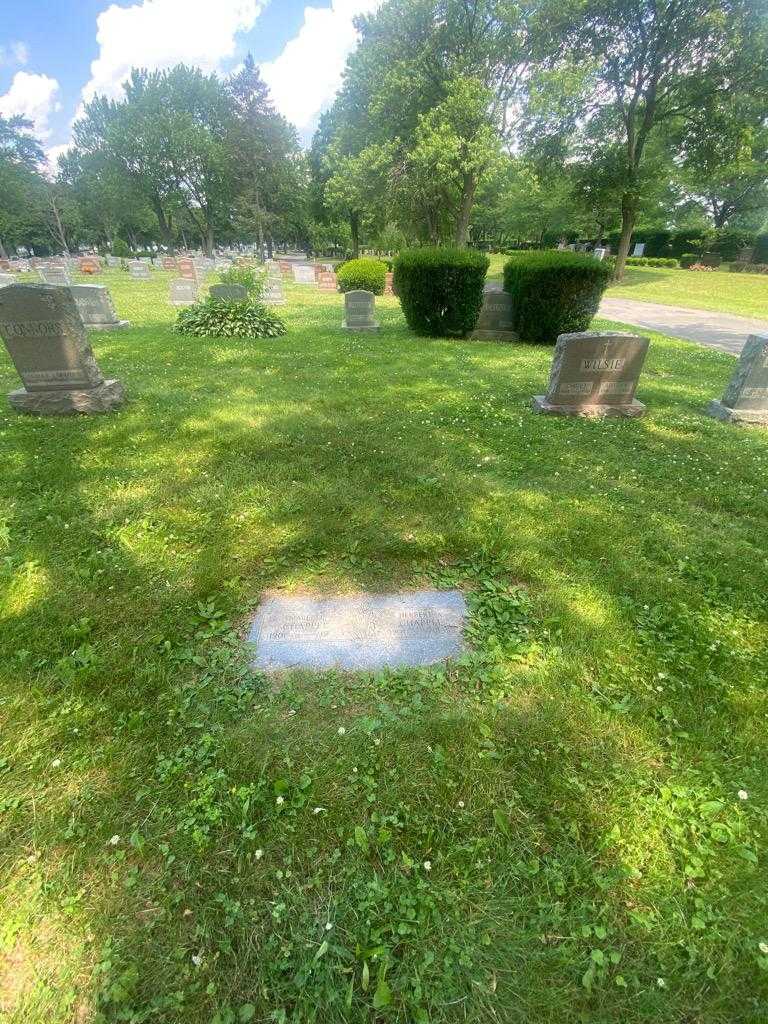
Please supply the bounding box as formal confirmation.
[533,331,650,418]
[249,590,467,672]
[317,271,338,291]
[292,264,316,285]
[593,248,607,261]
[736,247,755,264]
[170,279,198,306]
[177,258,198,281]
[128,261,150,280]
[69,284,129,330]
[39,266,71,286]
[0,284,125,414]
[162,256,178,270]
[470,291,517,341]
[210,283,248,301]
[262,278,286,305]
[79,256,101,275]
[632,243,645,257]
[342,289,378,331]
[707,334,768,425]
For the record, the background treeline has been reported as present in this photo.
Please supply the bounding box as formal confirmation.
[2,0,767,278]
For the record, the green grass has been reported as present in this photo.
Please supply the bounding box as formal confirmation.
[487,253,768,319]
[1,268,768,1023]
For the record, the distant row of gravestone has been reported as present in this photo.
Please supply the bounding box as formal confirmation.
[0,282,766,426]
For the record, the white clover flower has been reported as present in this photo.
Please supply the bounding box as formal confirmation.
[51,759,62,768]
[759,942,768,955]
[325,922,333,931]
[656,978,666,989]
[313,807,326,815]
[276,796,285,806]
[191,953,203,967]
[738,790,749,800]
[373,738,381,746]
[107,835,120,846]
[337,726,346,736]
[457,801,465,808]
[255,849,264,860]
[423,860,432,871]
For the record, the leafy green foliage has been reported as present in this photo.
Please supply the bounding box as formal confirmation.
[503,251,612,344]
[112,239,130,258]
[336,257,387,295]
[624,256,680,268]
[218,264,264,298]
[393,246,489,337]
[174,297,286,339]
[680,254,701,269]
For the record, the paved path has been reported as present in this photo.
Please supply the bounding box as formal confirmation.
[599,297,768,356]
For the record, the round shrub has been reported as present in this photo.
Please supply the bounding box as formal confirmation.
[393,247,489,338]
[502,251,612,344]
[219,264,264,298]
[336,257,387,295]
[174,297,286,339]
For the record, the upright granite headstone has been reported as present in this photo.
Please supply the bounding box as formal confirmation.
[210,283,247,301]
[177,258,198,281]
[249,590,467,672]
[533,331,650,418]
[262,278,286,305]
[342,290,378,331]
[39,266,71,286]
[128,261,150,281]
[632,243,645,257]
[170,279,198,306]
[593,247,607,261]
[69,284,129,330]
[706,334,768,425]
[317,271,338,291]
[293,264,316,285]
[470,291,517,341]
[0,285,125,414]
[79,256,101,274]
[162,256,178,271]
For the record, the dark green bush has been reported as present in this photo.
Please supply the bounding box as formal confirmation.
[336,257,387,295]
[219,265,264,298]
[393,247,489,337]
[112,239,130,258]
[679,254,701,269]
[174,297,286,339]
[502,252,612,344]
[625,256,679,268]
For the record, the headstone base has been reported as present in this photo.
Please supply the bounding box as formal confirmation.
[532,395,647,418]
[342,321,379,331]
[470,329,518,342]
[85,319,131,331]
[706,399,768,425]
[9,379,126,415]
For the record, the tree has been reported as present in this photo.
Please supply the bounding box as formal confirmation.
[530,0,768,277]
[0,115,45,258]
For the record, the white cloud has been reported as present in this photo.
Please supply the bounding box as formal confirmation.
[0,40,29,67]
[79,0,268,111]
[261,0,383,131]
[44,142,73,176]
[0,71,61,140]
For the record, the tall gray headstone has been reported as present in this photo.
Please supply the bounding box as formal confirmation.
[69,284,129,330]
[533,331,650,418]
[249,590,467,672]
[632,243,645,257]
[470,291,517,341]
[707,334,768,425]
[342,290,378,331]
[0,285,125,414]
[210,283,248,302]
[170,279,198,306]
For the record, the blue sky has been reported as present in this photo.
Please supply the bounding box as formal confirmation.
[0,0,382,162]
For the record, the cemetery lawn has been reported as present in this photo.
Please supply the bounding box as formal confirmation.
[2,270,768,1024]
[487,253,768,319]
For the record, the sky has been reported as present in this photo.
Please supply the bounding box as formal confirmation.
[0,0,383,166]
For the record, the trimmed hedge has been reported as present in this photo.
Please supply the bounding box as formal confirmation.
[625,256,679,268]
[336,257,387,295]
[728,262,768,274]
[393,247,489,337]
[680,254,701,269]
[503,252,612,344]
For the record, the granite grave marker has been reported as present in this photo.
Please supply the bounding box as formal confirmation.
[533,331,650,418]
[249,590,467,672]
[69,284,129,330]
[170,279,198,306]
[210,283,248,301]
[262,278,286,305]
[292,264,316,285]
[706,334,768,425]
[342,289,378,331]
[128,261,150,280]
[470,291,517,341]
[0,284,125,414]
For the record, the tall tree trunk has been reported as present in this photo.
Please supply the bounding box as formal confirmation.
[613,194,637,281]
[350,210,360,258]
[455,171,478,247]
[151,198,175,255]
[204,222,214,258]
[48,190,70,254]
